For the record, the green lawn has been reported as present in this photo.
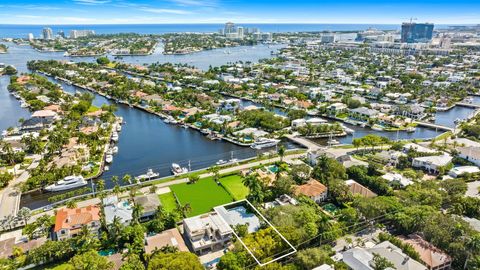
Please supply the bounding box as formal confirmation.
[220,174,249,200]
[170,177,234,217]
[158,192,178,212]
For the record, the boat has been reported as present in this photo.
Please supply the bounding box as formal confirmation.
[135,169,159,181]
[105,154,113,163]
[104,166,109,171]
[105,95,111,99]
[464,97,474,104]
[163,118,171,124]
[229,158,239,163]
[111,132,119,142]
[345,119,358,126]
[171,163,188,175]
[200,129,210,135]
[360,122,367,128]
[112,146,119,154]
[406,126,416,133]
[250,138,281,150]
[340,124,355,134]
[216,159,227,165]
[116,125,122,132]
[327,139,340,145]
[181,124,189,129]
[371,124,384,131]
[44,175,87,192]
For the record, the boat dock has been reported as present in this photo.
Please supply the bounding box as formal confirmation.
[456,102,480,109]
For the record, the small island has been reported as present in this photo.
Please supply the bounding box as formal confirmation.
[0,44,7,54]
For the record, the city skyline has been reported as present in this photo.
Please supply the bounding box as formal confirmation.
[0,0,479,25]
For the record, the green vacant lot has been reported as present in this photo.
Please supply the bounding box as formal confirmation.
[158,192,178,212]
[170,177,234,217]
[220,174,249,200]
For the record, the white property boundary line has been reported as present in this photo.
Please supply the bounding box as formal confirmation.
[214,199,297,267]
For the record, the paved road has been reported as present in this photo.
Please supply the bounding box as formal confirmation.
[0,155,41,220]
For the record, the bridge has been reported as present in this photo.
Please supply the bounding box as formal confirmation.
[413,121,454,132]
[286,134,322,151]
[456,103,480,109]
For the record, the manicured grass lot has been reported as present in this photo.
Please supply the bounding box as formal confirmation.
[220,174,249,200]
[158,192,178,212]
[170,177,234,217]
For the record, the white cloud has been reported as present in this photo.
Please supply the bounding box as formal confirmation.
[73,0,111,5]
[139,7,193,15]
[170,0,218,7]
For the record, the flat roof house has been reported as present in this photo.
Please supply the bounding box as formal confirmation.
[183,212,233,255]
[295,179,328,204]
[412,154,453,174]
[456,146,480,167]
[54,205,101,241]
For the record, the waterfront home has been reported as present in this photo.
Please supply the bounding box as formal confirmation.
[345,180,377,198]
[395,104,426,120]
[102,196,133,226]
[294,179,328,204]
[19,117,54,134]
[381,172,413,187]
[306,117,329,126]
[307,149,336,166]
[336,155,368,168]
[349,107,379,122]
[326,102,348,116]
[412,154,453,174]
[183,212,233,255]
[399,234,452,270]
[54,205,101,241]
[217,99,242,113]
[291,118,307,129]
[203,114,232,125]
[342,241,427,270]
[31,109,57,120]
[134,194,161,220]
[145,228,188,254]
[233,128,269,140]
[456,146,480,167]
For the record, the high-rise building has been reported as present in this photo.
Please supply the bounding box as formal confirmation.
[224,22,235,35]
[42,27,53,40]
[237,27,244,39]
[321,34,336,44]
[57,31,65,38]
[401,22,434,43]
[27,33,34,41]
[70,30,95,39]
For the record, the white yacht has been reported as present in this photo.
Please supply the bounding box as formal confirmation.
[106,154,113,163]
[406,126,416,133]
[44,176,87,192]
[135,169,159,181]
[216,159,227,165]
[112,146,119,154]
[250,138,281,150]
[171,163,188,175]
[111,132,119,142]
[116,125,122,132]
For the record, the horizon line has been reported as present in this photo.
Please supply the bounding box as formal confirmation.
[0,22,478,26]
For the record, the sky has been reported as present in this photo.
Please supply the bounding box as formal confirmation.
[0,0,478,25]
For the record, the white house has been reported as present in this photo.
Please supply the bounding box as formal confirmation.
[412,154,453,174]
[457,146,480,167]
[183,212,233,255]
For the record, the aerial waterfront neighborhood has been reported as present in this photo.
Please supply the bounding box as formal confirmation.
[0,1,480,269]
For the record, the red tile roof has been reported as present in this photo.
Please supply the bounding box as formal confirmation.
[54,205,100,232]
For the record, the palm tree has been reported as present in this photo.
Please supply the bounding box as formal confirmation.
[132,204,144,224]
[113,183,121,198]
[242,174,264,203]
[96,179,105,194]
[277,145,286,163]
[207,165,220,182]
[188,174,200,184]
[179,203,192,217]
[122,174,132,185]
[66,200,77,209]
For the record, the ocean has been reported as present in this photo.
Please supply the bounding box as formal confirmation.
[0,24,409,38]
